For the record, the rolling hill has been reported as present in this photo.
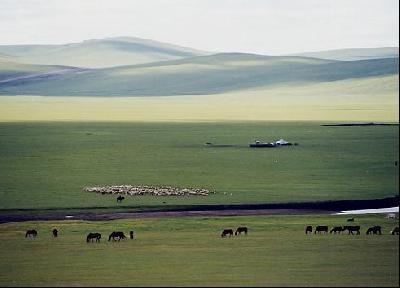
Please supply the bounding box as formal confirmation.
[0,56,83,83]
[0,37,207,68]
[0,53,397,96]
[291,47,399,61]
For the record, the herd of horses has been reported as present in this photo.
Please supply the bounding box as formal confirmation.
[86,231,130,242]
[305,217,399,235]
[24,223,400,241]
[25,229,135,242]
[26,229,58,238]
[306,225,399,235]
[221,226,248,237]
[25,227,247,240]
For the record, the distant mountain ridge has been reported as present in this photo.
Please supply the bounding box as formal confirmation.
[0,55,83,83]
[0,53,397,96]
[1,37,398,68]
[0,37,398,97]
[0,37,209,68]
[291,47,399,61]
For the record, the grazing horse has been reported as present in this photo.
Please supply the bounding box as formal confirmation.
[235,227,248,236]
[86,233,101,243]
[25,230,38,238]
[221,229,234,238]
[117,196,125,203]
[391,227,399,235]
[330,227,343,234]
[343,226,360,235]
[52,229,58,238]
[366,226,382,235]
[305,226,313,234]
[347,218,355,222]
[108,231,126,241]
[314,226,328,234]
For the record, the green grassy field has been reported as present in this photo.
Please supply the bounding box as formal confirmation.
[1,74,398,122]
[0,214,398,287]
[0,122,398,211]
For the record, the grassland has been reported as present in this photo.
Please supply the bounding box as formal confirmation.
[1,55,397,96]
[0,121,397,211]
[0,214,398,287]
[1,39,398,287]
[0,74,398,122]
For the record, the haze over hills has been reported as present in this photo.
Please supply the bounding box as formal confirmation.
[0,37,208,68]
[0,56,83,83]
[0,52,397,96]
[0,37,398,121]
[0,37,398,68]
[291,47,399,61]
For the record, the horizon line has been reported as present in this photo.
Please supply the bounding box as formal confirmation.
[0,36,398,56]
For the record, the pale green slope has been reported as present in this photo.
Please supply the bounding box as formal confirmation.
[0,53,397,96]
[0,75,398,122]
[0,56,81,83]
[0,37,207,68]
[292,47,399,61]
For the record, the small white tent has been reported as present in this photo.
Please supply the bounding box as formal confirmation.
[275,139,290,145]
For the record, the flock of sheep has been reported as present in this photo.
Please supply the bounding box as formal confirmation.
[83,185,212,196]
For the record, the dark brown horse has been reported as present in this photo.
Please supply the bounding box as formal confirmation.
[366,226,382,235]
[314,226,328,234]
[129,231,135,239]
[347,218,355,222]
[330,227,344,234]
[26,229,38,238]
[343,225,360,235]
[305,226,313,234]
[108,231,126,241]
[391,227,399,235]
[235,227,248,236]
[117,196,125,203]
[52,229,58,238]
[86,233,101,243]
[221,229,234,238]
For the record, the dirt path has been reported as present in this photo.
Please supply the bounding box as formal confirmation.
[0,196,397,223]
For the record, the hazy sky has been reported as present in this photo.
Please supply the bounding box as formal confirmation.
[0,0,398,55]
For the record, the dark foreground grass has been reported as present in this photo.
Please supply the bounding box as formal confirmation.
[0,122,398,210]
[0,214,398,287]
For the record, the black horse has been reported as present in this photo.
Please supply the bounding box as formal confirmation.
[221,229,234,238]
[52,229,58,238]
[391,227,399,235]
[330,227,344,234]
[305,226,313,234]
[343,225,360,235]
[235,227,248,236]
[347,218,355,222]
[314,226,328,234]
[129,231,135,239]
[86,233,101,243]
[366,226,382,235]
[109,231,126,241]
[117,196,125,203]
[25,229,38,238]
